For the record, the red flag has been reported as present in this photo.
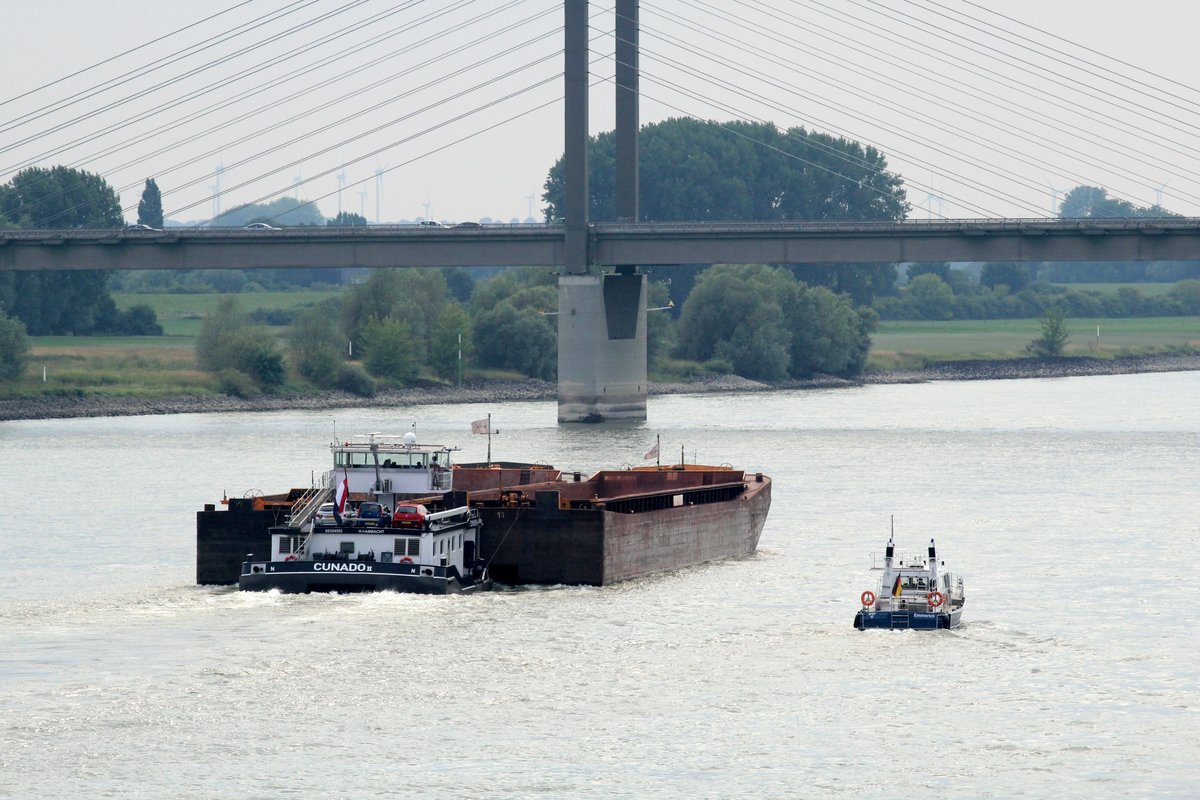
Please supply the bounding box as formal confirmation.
[335,474,349,513]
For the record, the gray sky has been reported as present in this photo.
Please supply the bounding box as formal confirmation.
[3,0,1197,224]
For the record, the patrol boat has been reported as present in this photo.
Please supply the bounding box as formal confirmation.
[853,529,964,630]
[238,432,490,594]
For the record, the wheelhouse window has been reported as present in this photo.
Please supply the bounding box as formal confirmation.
[393,538,419,557]
[278,536,302,555]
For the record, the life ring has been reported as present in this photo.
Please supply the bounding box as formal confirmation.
[400,556,413,564]
[860,590,876,607]
[927,591,945,608]
[284,554,298,562]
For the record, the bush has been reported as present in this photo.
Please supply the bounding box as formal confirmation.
[196,296,286,388]
[1027,307,1071,358]
[336,363,376,397]
[217,369,262,399]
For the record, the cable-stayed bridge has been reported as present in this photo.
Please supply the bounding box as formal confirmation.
[4,218,1200,271]
[3,1,1199,421]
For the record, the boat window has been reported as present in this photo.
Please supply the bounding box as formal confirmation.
[278,535,301,555]
[340,541,355,554]
[393,538,419,557]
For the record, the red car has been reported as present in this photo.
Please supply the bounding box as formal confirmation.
[392,504,428,529]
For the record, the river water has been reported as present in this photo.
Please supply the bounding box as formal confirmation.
[1,372,1197,798]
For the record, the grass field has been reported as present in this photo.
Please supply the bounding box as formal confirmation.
[6,306,1198,398]
[869,316,1200,369]
[114,290,341,336]
[1056,283,1176,296]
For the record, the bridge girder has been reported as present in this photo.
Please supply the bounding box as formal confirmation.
[2,219,1199,272]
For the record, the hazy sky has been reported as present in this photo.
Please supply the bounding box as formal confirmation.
[3,0,1198,225]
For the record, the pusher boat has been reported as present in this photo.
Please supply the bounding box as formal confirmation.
[853,530,964,630]
[238,432,490,594]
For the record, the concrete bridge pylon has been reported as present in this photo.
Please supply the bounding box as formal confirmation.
[556,0,648,423]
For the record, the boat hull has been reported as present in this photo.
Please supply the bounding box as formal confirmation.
[238,561,491,595]
[853,609,963,630]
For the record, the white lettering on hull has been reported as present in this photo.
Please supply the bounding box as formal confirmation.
[312,562,373,572]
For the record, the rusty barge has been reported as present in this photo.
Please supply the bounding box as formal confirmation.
[196,435,771,589]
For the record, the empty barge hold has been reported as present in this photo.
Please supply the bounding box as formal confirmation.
[470,466,771,585]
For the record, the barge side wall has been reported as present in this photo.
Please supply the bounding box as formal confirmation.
[603,479,771,583]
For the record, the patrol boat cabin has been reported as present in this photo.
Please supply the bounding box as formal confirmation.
[854,532,965,630]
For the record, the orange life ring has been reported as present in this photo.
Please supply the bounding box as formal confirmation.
[400,556,414,564]
[284,554,298,562]
[860,590,876,607]
[927,591,945,608]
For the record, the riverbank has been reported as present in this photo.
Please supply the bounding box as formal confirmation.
[2,353,1198,422]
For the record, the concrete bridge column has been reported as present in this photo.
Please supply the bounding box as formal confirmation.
[557,272,647,422]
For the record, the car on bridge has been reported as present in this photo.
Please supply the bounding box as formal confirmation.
[417,220,447,228]
[124,224,160,232]
[244,222,280,231]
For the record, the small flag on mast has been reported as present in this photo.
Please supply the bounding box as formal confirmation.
[892,575,903,597]
[471,418,490,435]
[644,441,659,460]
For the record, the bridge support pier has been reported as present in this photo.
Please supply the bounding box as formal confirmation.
[557,273,647,423]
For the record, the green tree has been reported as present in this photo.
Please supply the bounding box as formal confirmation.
[906,263,951,283]
[196,296,285,388]
[361,316,419,382]
[545,118,908,223]
[342,269,448,362]
[0,166,124,335]
[906,273,955,320]
[1028,307,1071,358]
[676,263,873,380]
[981,262,1032,293]
[473,302,556,379]
[212,197,324,227]
[137,178,163,228]
[646,281,676,372]
[328,211,368,226]
[1168,280,1200,315]
[0,166,122,228]
[0,311,30,382]
[289,304,344,386]
[429,303,472,382]
[543,118,908,305]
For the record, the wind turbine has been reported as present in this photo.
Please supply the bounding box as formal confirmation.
[293,169,303,201]
[1042,176,1063,217]
[421,198,432,222]
[358,189,367,218]
[213,161,224,218]
[525,191,535,222]
[336,169,346,218]
[1153,179,1171,211]
[374,164,388,224]
[924,173,944,220]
